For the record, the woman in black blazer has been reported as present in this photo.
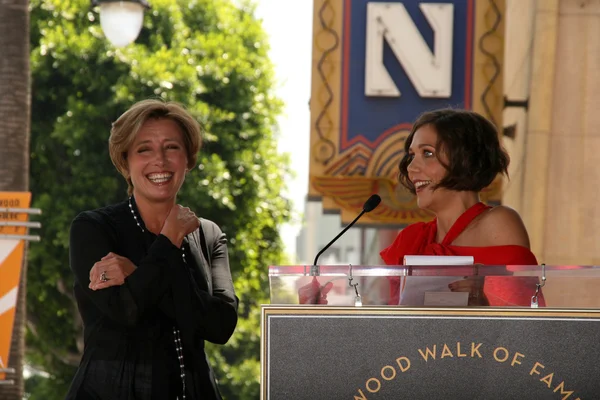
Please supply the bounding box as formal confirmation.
[65,99,238,400]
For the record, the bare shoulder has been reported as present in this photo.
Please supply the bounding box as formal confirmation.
[474,205,531,247]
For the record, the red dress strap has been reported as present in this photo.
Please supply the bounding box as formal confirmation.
[440,202,491,245]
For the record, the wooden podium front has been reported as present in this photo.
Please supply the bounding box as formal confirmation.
[261,306,600,399]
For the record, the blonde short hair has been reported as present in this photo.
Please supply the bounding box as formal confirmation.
[109,99,202,195]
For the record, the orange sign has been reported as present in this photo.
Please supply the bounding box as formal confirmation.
[0,192,31,380]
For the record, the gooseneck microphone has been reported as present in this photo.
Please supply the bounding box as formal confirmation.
[311,194,382,273]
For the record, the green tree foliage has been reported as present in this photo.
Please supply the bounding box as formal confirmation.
[26,0,290,398]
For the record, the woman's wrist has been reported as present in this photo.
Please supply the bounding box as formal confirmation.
[160,227,184,248]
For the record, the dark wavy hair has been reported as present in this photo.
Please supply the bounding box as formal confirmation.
[398,108,509,194]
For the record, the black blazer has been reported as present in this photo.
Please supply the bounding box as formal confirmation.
[65,199,238,400]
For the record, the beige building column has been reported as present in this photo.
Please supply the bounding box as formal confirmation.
[502,0,536,212]
[521,0,560,261]
[521,0,600,265]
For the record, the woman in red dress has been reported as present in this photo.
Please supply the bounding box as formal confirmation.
[380,108,543,307]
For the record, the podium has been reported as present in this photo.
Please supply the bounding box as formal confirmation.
[261,265,600,399]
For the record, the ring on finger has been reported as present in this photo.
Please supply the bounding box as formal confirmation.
[100,271,109,282]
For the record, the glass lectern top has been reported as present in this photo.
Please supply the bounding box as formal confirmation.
[268,264,600,309]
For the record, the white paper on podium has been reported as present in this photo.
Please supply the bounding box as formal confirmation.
[399,255,474,306]
[403,255,474,266]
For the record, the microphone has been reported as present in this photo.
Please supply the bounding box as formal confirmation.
[312,194,381,273]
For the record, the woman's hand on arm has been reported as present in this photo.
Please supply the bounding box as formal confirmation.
[154,218,238,344]
[160,204,200,248]
[89,252,137,290]
[70,215,142,326]
[70,213,178,326]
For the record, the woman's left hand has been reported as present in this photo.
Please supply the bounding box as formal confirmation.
[89,252,137,290]
[448,277,489,306]
[298,276,334,304]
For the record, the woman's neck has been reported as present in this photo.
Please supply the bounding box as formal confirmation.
[433,191,480,242]
[133,193,174,234]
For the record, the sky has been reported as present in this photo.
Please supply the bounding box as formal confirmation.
[254,0,313,260]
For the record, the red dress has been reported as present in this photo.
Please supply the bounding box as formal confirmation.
[380,202,545,307]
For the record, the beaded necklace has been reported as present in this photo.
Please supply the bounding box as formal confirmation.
[128,196,186,399]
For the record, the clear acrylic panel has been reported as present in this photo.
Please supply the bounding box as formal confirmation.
[268,265,600,308]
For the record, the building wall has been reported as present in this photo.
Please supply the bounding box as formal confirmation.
[514,0,600,265]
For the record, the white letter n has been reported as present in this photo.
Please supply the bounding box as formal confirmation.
[365,2,454,98]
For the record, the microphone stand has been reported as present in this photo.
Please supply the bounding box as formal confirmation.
[311,209,366,276]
